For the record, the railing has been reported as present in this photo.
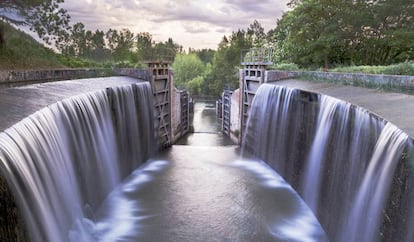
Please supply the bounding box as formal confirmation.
[142,48,175,63]
[241,48,274,65]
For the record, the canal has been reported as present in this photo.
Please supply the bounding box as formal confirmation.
[77,102,327,241]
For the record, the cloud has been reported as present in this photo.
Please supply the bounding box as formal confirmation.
[60,0,290,49]
[183,23,211,34]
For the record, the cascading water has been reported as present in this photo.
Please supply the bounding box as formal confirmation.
[243,83,413,241]
[301,95,342,211]
[0,82,155,242]
[341,123,409,242]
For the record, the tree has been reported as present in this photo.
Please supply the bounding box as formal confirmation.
[0,24,4,47]
[153,38,182,61]
[271,0,414,67]
[136,32,153,61]
[172,53,205,88]
[247,20,266,47]
[68,22,86,56]
[0,0,71,49]
[88,30,109,61]
[28,0,71,47]
[189,48,216,64]
[205,29,253,96]
[1,0,44,24]
[106,28,135,62]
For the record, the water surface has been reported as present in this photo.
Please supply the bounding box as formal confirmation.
[90,102,327,242]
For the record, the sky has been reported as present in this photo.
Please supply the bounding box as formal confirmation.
[60,0,291,50]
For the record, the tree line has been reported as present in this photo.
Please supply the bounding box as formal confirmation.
[1,0,413,96]
[173,20,266,96]
[270,0,414,68]
[174,0,414,96]
[0,0,182,65]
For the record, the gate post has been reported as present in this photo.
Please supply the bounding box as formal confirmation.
[240,48,273,143]
[146,61,173,149]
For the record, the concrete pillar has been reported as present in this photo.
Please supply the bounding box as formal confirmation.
[146,61,173,149]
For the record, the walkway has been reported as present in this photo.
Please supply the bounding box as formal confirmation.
[271,79,414,137]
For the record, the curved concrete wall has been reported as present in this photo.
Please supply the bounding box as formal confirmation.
[233,69,414,241]
[0,68,191,240]
[248,85,414,241]
[0,76,148,240]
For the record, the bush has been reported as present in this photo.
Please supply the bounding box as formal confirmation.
[331,62,414,76]
[271,63,300,71]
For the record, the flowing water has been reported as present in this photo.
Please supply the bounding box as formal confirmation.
[0,82,155,242]
[1,78,412,241]
[244,83,412,241]
[87,102,328,241]
[0,84,327,242]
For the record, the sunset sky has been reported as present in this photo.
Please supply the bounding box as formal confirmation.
[61,0,290,50]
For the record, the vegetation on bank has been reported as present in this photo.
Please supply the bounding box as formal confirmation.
[330,62,414,76]
[0,21,64,70]
[270,62,414,76]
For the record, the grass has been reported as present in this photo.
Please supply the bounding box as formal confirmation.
[271,62,414,76]
[330,62,414,76]
[0,21,66,70]
[271,63,300,71]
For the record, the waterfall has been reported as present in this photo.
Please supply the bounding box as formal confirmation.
[243,83,412,241]
[341,123,408,242]
[0,82,155,242]
[301,95,343,211]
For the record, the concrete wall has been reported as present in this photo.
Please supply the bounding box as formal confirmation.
[238,69,414,241]
[0,67,190,147]
[229,89,240,144]
[171,87,182,143]
[112,68,151,81]
[265,70,414,93]
[0,68,114,88]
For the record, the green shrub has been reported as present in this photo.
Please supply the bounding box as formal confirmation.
[331,62,414,76]
[271,63,300,71]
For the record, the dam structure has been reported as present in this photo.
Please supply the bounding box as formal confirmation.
[0,66,327,241]
[1,51,414,241]
[217,48,414,242]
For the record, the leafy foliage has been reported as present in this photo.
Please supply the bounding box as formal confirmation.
[27,0,71,46]
[331,62,414,76]
[172,53,205,88]
[270,0,414,68]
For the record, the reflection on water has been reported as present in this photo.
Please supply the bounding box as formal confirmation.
[87,102,327,241]
[175,102,234,146]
